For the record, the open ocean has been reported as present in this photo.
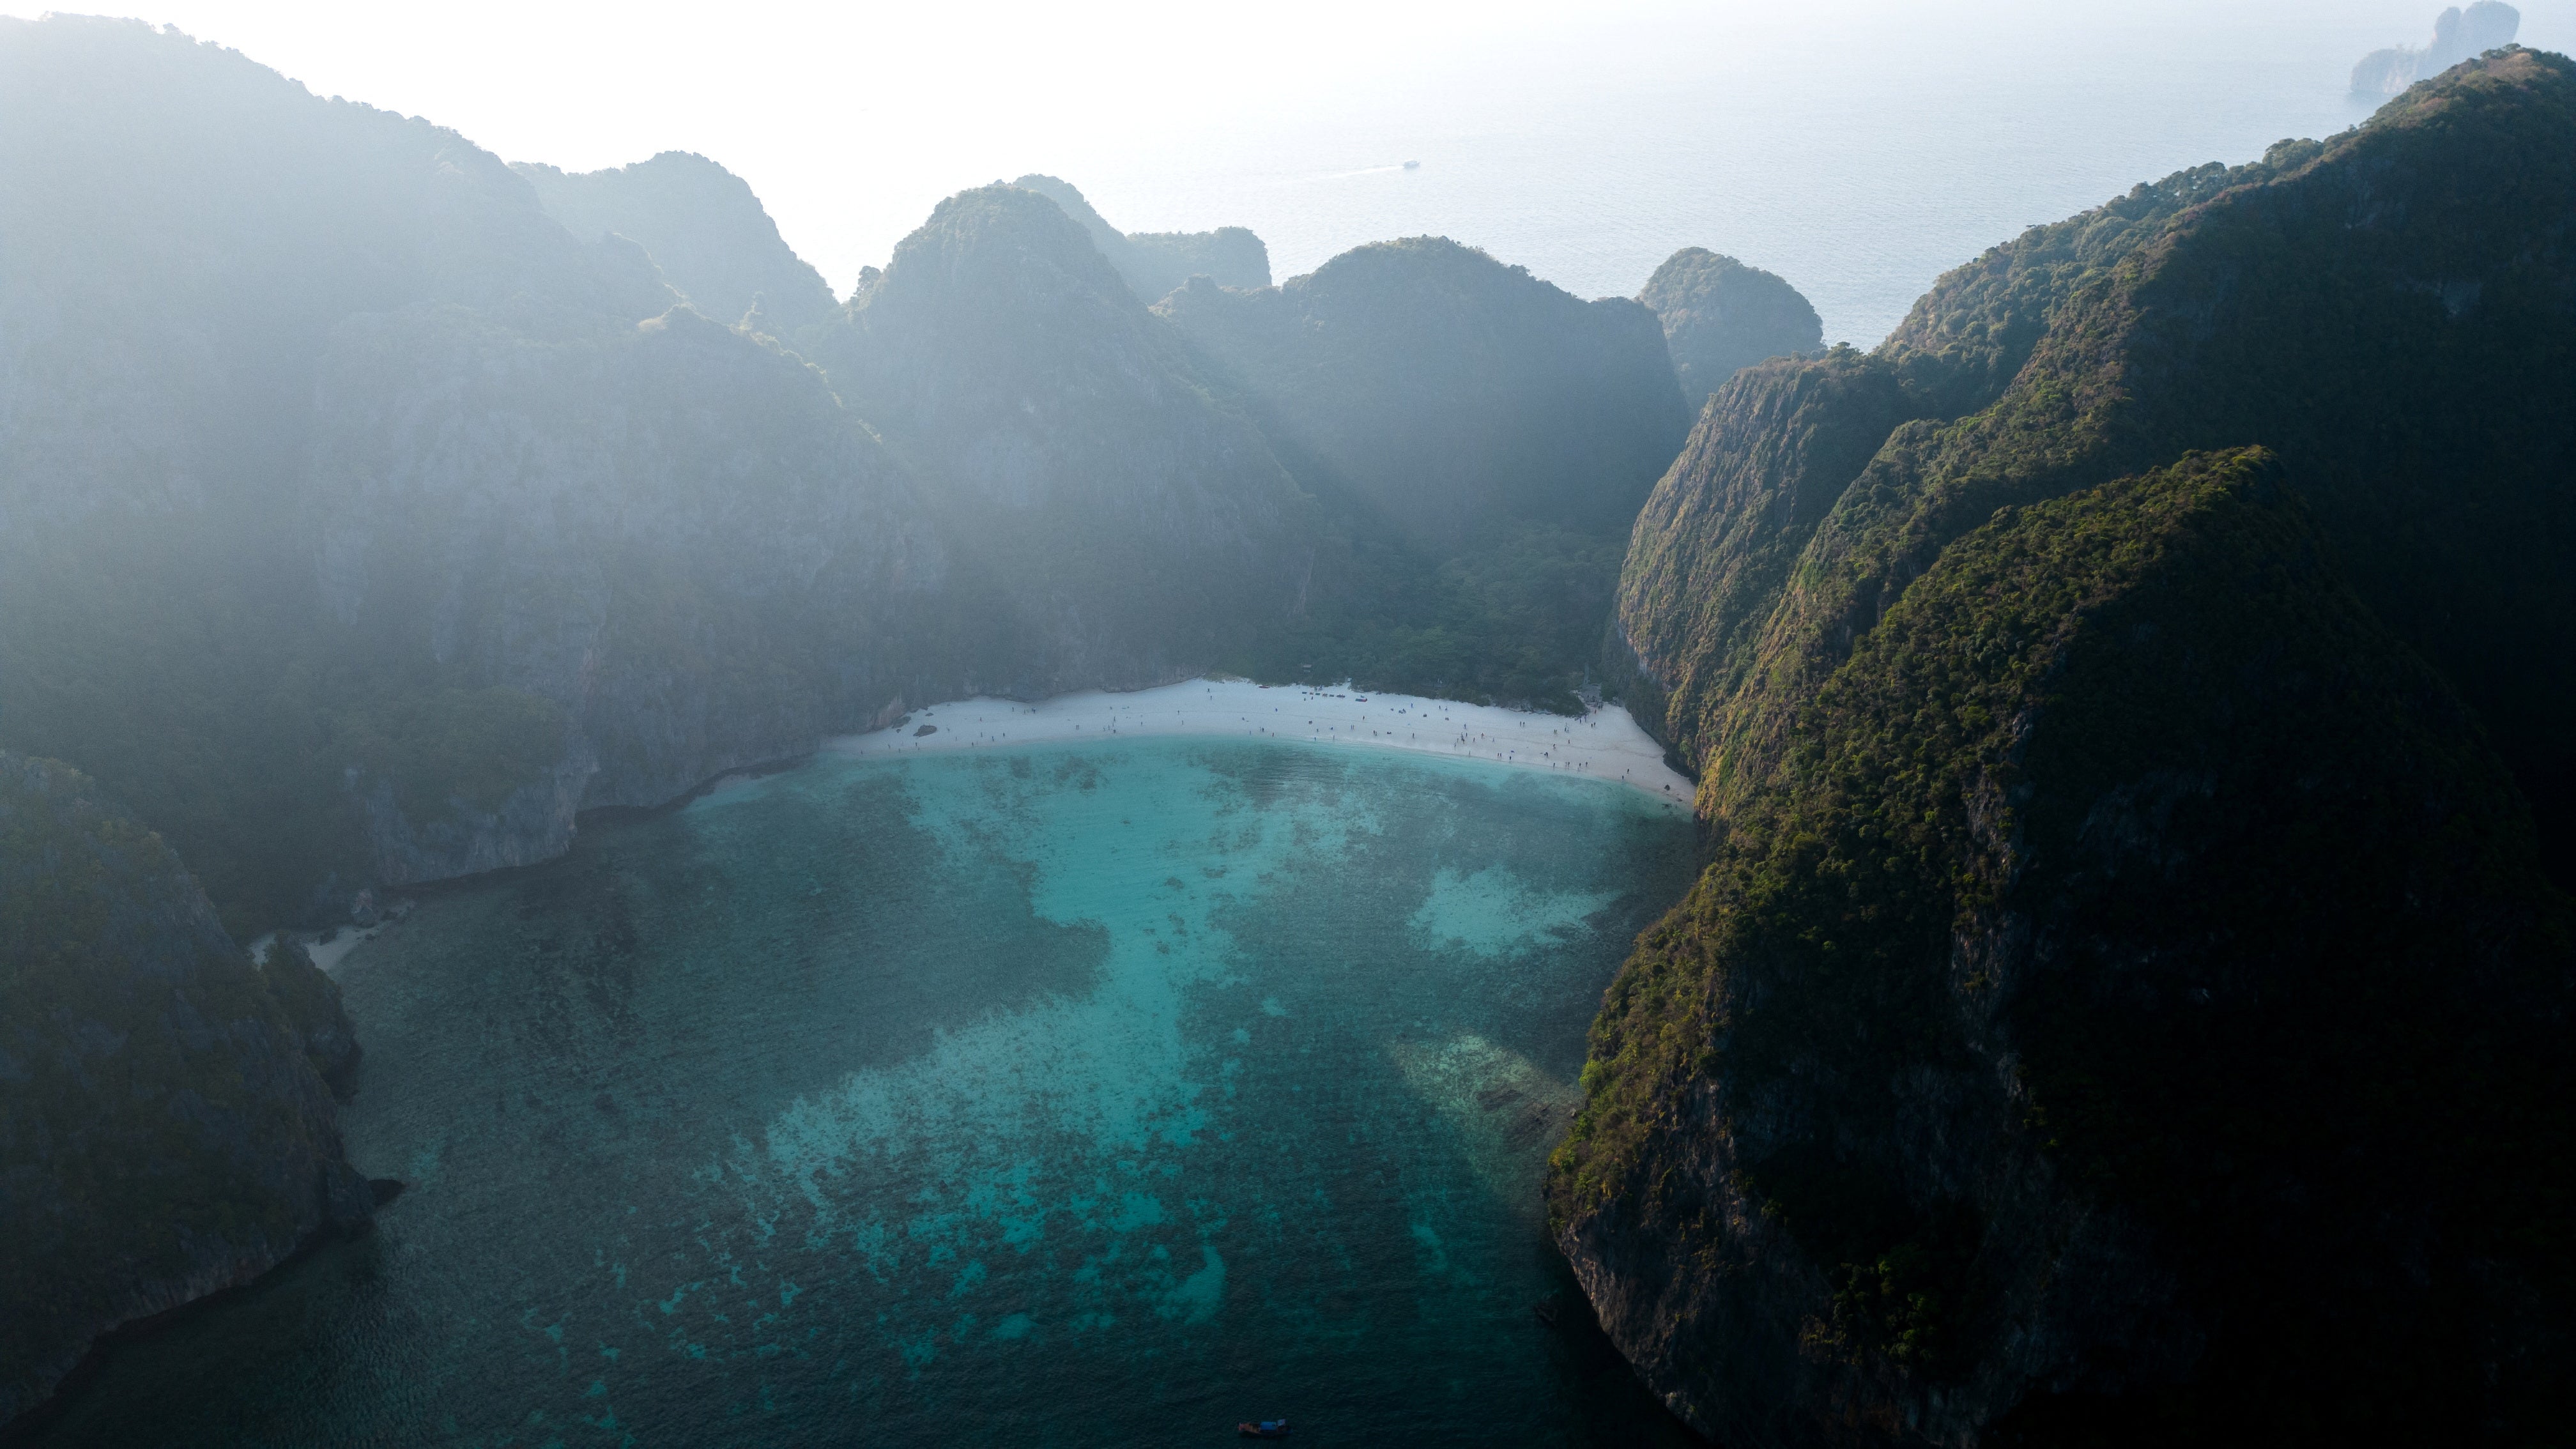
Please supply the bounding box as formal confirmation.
[981,0,2576,344]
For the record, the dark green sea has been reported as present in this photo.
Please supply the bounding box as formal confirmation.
[32,739,1701,1446]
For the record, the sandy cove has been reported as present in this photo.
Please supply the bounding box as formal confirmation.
[823,677,1697,807]
[284,681,1692,975]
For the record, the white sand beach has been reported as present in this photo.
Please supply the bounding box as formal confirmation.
[824,677,1697,808]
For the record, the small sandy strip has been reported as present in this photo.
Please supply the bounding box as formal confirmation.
[823,678,1695,806]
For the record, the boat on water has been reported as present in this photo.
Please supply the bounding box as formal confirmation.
[1238,1420,1292,1439]
[1402,159,1421,169]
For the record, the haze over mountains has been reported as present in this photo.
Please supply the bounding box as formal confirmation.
[3,11,2574,1444]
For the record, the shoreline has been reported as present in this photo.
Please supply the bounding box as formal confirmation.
[822,678,1697,808]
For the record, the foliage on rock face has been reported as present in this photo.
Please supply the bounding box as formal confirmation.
[1220,521,1624,713]
[1159,236,1690,551]
[1621,49,2576,887]
[1636,247,1822,410]
[1575,49,2576,1439]
[1557,450,2575,1438]
[0,753,370,1422]
[1611,346,1922,764]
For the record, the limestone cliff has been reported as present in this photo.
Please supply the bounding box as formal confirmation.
[810,184,1314,696]
[1013,173,1272,300]
[2353,2,2519,97]
[305,302,952,861]
[1637,248,1822,410]
[1572,50,2576,1442]
[514,151,841,335]
[0,21,1310,929]
[1158,236,1689,549]
[0,754,372,1423]
[1560,452,2575,1443]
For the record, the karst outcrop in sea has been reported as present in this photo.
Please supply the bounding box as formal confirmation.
[2352,1,2519,97]
[0,753,375,1424]
[1563,47,2576,1442]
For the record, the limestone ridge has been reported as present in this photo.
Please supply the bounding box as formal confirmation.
[1558,451,2573,1443]
[1571,49,2576,1440]
[0,16,721,930]
[1637,248,1822,411]
[514,151,841,335]
[808,185,1314,696]
[0,753,373,1425]
[0,20,1257,933]
[2354,2,2519,97]
[1011,173,1272,301]
[303,304,952,880]
[1620,50,2576,871]
[1157,236,1690,549]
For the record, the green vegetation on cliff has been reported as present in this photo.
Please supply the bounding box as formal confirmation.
[1626,50,2576,885]
[1636,247,1821,410]
[0,753,371,1422]
[1574,49,2576,1443]
[1558,450,2574,1439]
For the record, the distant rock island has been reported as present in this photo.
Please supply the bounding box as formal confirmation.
[1635,247,1821,411]
[2352,1,2518,96]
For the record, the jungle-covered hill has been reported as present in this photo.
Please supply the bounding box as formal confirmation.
[1561,47,2576,1444]
[0,752,372,1423]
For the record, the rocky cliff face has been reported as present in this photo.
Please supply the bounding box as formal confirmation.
[305,303,951,839]
[1559,451,2575,1443]
[1158,236,1690,549]
[0,16,686,929]
[1573,50,2576,1442]
[2353,1,2519,96]
[0,22,1318,929]
[1637,248,1822,410]
[514,151,841,334]
[0,753,372,1423]
[1012,173,1273,300]
[809,184,1314,697]
[1623,51,2576,863]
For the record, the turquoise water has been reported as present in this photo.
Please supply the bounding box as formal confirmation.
[31,739,1701,1446]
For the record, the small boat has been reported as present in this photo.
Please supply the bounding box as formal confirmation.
[1402,159,1421,169]
[1238,1420,1291,1439]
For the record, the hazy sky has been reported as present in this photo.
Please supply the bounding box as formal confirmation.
[13,1,2575,336]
